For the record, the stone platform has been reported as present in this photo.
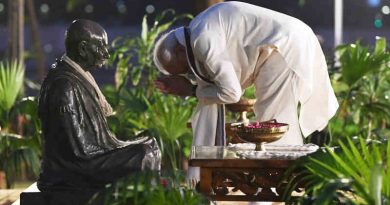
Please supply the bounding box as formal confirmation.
[13,183,102,205]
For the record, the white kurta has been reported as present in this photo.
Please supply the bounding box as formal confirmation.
[175,2,339,179]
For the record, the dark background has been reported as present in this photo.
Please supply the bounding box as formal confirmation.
[0,0,389,87]
[1,0,388,28]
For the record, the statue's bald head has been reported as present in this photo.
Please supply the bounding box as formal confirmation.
[64,19,110,70]
[65,19,106,55]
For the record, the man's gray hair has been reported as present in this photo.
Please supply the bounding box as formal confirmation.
[153,29,178,75]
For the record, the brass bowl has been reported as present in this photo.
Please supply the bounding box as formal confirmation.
[231,120,289,151]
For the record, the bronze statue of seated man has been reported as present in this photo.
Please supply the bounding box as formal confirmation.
[37,19,161,192]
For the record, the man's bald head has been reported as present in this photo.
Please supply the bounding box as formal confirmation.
[153,29,189,75]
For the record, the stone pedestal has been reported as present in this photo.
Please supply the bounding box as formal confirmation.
[20,192,100,205]
[17,183,103,205]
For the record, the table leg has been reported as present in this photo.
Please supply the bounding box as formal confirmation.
[199,167,213,195]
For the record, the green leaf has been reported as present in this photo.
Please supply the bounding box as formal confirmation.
[369,164,383,205]
[130,66,142,86]
[374,36,386,56]
[0,60,25,113]
[115,55,131,89]
[312,179,351,205]
[352,107,361,124]
[127,118,148,130]
[155,9,175,24]
[337,40,388,87]
[384,141,390,197]
[359,137,374,167]
[345,137,369,176]
[338,139,369,178]
[0,133,40,188]
[325,146,365,186]
[307,156,342,178]
[16,97,38,117]
[141,15,148,43]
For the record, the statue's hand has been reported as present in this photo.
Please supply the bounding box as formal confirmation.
[154,75,193,97]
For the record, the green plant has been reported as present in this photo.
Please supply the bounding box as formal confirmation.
[284,136,390,205]
[105,10,196,171]
[0,60,25,129]
[0,132,40,188]
[329,37,390,142]
[106,92,195,171]
[14,97,42,150]
[90,171,208,205]
[141,94,196,170]
[0,61,41,188]
[109,10,192,96]
[336,37,388,87]
[104,87,149,139]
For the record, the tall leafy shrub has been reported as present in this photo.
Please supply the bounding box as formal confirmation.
[284,137,389,205]
[0,61,40,188]
[106,11,195,171]
[329,37,390,141]
[0,61,24,129]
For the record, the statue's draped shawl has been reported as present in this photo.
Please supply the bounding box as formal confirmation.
[37,61,160,190]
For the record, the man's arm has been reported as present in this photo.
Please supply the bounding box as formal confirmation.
[191,31,242,104]
[154,31,242,103]
[154,75,195,97]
